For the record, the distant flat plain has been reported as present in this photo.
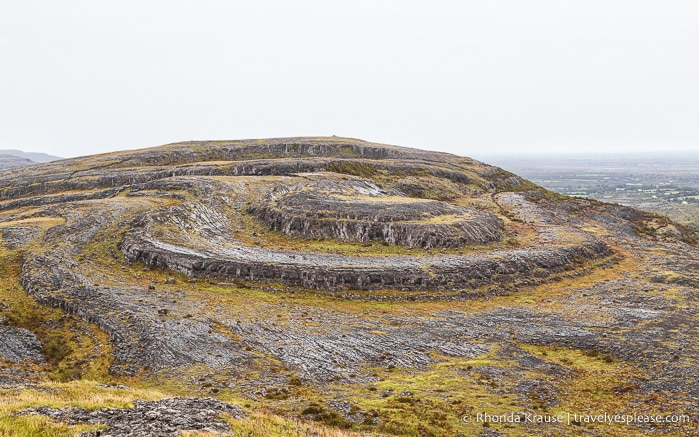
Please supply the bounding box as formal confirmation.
[479,152,699,228]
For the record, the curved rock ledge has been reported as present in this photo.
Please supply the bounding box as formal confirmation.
[120,232,611,292]
[247,182,503,248]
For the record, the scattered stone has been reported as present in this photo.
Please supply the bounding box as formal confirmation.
[17,397,246,437]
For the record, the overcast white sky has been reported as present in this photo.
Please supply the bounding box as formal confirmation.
[1,1,698,158]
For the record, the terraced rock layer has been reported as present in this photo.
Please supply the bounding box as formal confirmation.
[247,184,504,248]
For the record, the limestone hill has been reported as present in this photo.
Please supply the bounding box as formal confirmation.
[0,137,697,436]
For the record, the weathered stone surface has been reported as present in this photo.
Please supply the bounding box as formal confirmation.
[120,188,610,291]
[247,178,503,248]
[18,397,245,436]
[121,234,610,292]
[0,226,39,249]
[0,325,43,363]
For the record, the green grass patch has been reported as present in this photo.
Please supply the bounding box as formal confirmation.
[326,351,525,436]
[0,247,114,382]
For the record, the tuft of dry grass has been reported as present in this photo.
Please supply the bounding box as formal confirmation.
[228,411,377,437]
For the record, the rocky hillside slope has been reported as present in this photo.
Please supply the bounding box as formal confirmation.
[1,137,697,436]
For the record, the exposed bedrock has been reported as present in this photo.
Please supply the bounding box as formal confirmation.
[118,179,611,292]
[19,397,246,437]
[250,206,501,248]
[247,188,503,248]
[14,206,254,375]
[0,158,474,207]
[0,326,43,364]
[120,234,611,292]
[19,252,253,375]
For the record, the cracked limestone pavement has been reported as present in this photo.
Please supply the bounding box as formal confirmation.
[1,137,698,436]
